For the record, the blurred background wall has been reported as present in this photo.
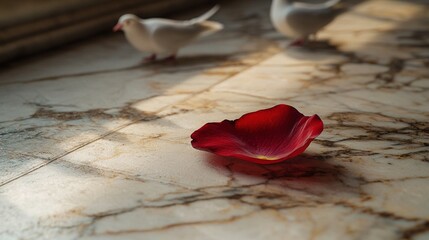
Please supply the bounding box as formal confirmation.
[0,0,215,64]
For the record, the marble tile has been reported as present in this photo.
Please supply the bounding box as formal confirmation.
[0,35,142,84]
[0,151,46,185]
[89,207,413,240]
[0,117,128,159]
[260,48,348,66]
[211,64,337,100]
[90,198,258,236]
[0,160,183,239]
[341,63,388,75]
[61,120,241,188]
[1,0,429,239]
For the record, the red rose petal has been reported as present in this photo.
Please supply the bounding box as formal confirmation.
[191,104,324,164]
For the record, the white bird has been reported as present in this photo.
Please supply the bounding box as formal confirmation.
[113,6,223,61]
[270,0,343,46]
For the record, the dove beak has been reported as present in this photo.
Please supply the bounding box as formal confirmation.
[113,23,123,32]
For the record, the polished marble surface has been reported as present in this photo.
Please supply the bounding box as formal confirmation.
[0,0,428,239]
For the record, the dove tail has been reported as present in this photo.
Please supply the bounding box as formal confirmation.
[293,0,342,9]
[197,21,224,37]
[190,5,220,23]
[323,0,342,8]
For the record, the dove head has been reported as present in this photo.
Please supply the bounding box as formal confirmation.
[113,14,141,32]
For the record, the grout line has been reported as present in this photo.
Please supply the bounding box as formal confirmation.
[0,120,137,187]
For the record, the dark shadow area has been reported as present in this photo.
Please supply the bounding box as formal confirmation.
[207,152,342,183]
[143,54,234,69]
[288,40,340,50]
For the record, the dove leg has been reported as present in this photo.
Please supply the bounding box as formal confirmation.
[144,54,157,62]
[289,39,306,47]
[163,54,177,62]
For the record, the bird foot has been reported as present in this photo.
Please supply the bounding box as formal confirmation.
[143,54,157,62]
[162,54,177,62]
[288,39,306,47]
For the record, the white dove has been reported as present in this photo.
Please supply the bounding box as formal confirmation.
[113,6,223,61]
[270,0,343,46]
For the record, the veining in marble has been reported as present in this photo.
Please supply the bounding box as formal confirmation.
[0,0,428,239]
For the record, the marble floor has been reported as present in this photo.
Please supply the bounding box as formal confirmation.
[1,0,428,239]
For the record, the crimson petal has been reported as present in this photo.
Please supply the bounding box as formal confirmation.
[191,104,324,164]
